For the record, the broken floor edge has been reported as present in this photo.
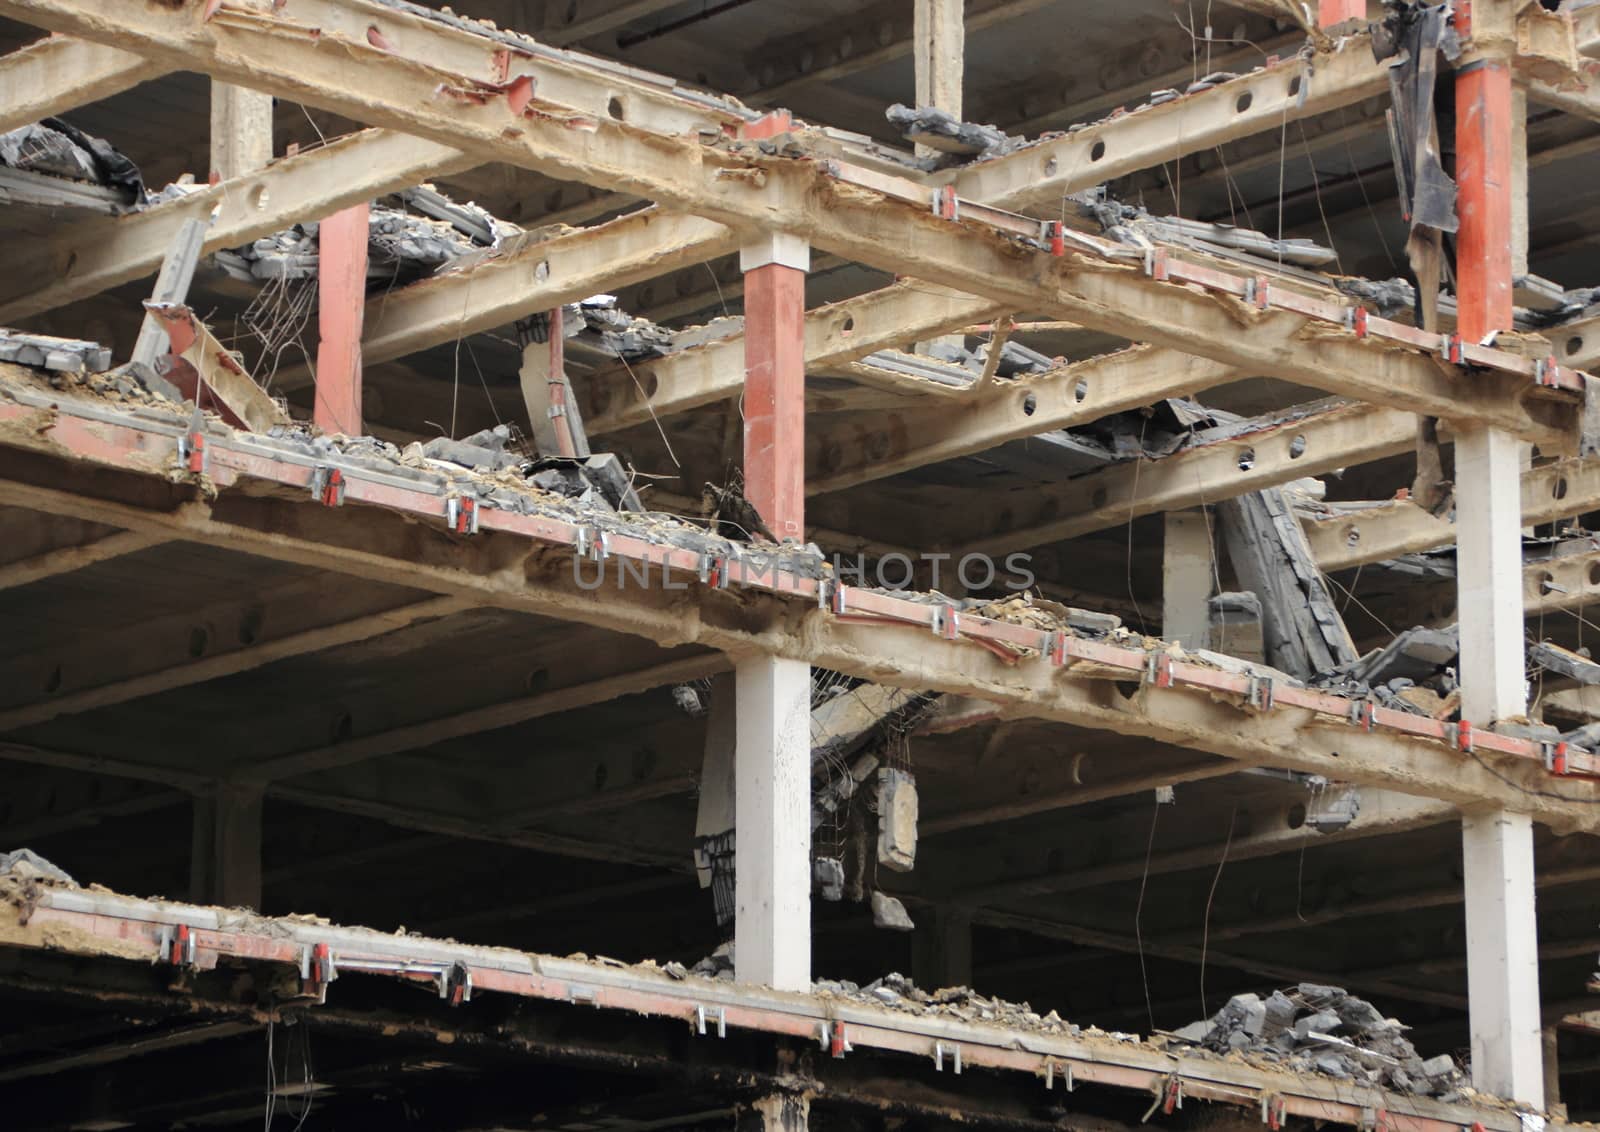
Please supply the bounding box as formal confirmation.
[0,880,1560,1128]
[2,373,1599,827]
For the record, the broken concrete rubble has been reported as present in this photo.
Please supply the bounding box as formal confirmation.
[1171,985,1465,1097]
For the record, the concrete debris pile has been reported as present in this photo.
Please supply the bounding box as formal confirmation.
[0,848,77,888]
[215,191,510,287]
[0,118,144,205]
[815,972,1083,1032]
[1169,985,1464,1097]
[0,330,113,375]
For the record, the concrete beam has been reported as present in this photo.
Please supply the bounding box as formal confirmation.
[275,210,739,391]
[0,529,161,591]
[3,466,1595,829]
[9,0,1575,446]
[0,128,476,323]
[0,35,168,134]
[0,595,468,734]
[952,400,1417,556]
[951,35,1390,213]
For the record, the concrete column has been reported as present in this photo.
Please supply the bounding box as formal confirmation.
[209,84,273,183]
[1455,39,1541,1107]
[1462,808,1543,1105]
[1543,1026,1563,1115]
[913,0,963,159]
[1456,427,1527,726]
[913,905,973,990]
[189,785,264,909]
[1162,510,1213,648]
[734,654,811,990]
[314,203,370,436]
[740,232,808,542]
[736,1095,808,1132]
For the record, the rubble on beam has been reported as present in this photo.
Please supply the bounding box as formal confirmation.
[1171,985,1467,1098]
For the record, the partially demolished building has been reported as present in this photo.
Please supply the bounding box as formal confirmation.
[3,0,1600,1129]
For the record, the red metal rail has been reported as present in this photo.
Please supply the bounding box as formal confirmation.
[0,386,1595,783]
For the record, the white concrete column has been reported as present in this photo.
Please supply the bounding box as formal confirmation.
[1456,426,1526,726]
[1462,808,1544,1106]
[734,654,811,990]
[1456,423,1542,1106]
[1162,509,1213,648]
[209,84,273,182]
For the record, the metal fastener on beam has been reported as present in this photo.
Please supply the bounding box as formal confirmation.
[695,1003,727,1038]
[446,495,480,535]
[933,1040,962,1073]
[310,466,346,507]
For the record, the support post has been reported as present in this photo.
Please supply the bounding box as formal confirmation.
[913,905,973,990]
[1162,510,1214,649]
[314,203,369,436]
[733,654,811,990]
[1455,31,1543,1109]
[188,785,263,909]
[740,232,808,542]
[736,1095,808,1132]
[913,0,964,158]
[1318,0,1364,27]
[209,83,272,184]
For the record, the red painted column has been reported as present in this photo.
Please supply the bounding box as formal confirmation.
[1455,58,1515,341]
[314,203,369,435]
[741,235,808,542]
[1318,0,1364,26]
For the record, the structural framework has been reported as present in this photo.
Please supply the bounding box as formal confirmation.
[0,0,1599,1129]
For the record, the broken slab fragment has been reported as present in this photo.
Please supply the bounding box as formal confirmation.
[870,891,915,932]
[876,767,918,873]
[885,103,1015,157]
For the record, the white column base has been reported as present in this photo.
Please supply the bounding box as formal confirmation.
[1455,426,1526,725]
[734,654,811,990]
[1463,808,1544,1107]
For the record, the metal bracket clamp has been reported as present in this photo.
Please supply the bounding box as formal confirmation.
[300,942,336,1002]
[440,959,472,1006]
[1144,247,1170,281]
[1456,719,1475,753]
[830,582,848,615]
[1046,630,1070,666]
[826,1019,851,1058]
[699,552,732,589]
[1044,1059,1074,1091]
[694,1004,727,1038]
[930,605,961,640]
[177,432,208,475]
[446,495,480,535]
[1244,276,1270,309]
[1544,741,1571,775]
[1247,675,1275,711]
[1262,1094,1287,1130]
[1536,356,1563,387]
[931,185,959,221]
[157,923,197,968]
[816,576,834,610]
[1347,305,1369,338]
[1349,700,1376,731]
[1144,651,1174,689]
[576,526,610,562]
[1043,220,1066,257]
[933,1041,963,1074]
[309,466,345,507]
[1159,1074,1184,1115]
[1442,334,1465,365]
